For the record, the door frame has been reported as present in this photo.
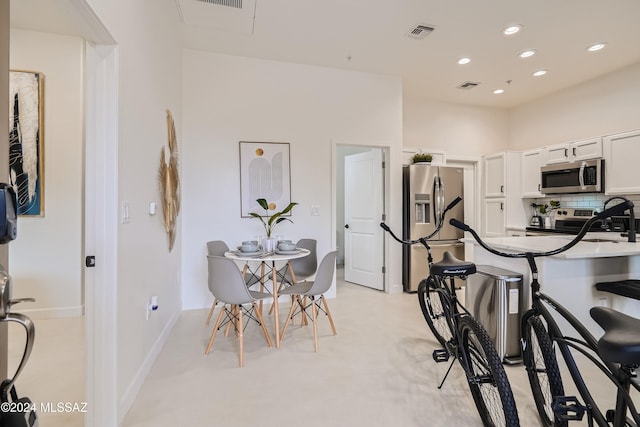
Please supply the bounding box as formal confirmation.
[332,139,391,293]
[84,41,119,426]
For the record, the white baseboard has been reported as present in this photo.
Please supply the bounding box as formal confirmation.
[119,310,180,422]
[20,305,84,319]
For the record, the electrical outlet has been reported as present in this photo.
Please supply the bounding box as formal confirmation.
[310,205,320,216]
[597,297,608,307]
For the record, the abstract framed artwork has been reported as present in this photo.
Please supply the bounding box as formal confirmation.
[9,70,44,216]
[239,141,291,217]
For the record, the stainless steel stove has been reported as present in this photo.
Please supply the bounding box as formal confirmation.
[553,208,603,233]
[526,208,603,236]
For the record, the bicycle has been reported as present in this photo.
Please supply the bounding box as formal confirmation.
[381,196,520,427]
[451,200,640,427]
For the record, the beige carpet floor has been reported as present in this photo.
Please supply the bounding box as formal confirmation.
[122,270,554,427]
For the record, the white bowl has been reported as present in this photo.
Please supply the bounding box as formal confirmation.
[278,244,296,251]
[240,244,259,253]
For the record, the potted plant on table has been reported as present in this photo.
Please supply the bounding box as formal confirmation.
[249,198,298,251]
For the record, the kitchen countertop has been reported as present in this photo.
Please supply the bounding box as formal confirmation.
[464,232,640,259]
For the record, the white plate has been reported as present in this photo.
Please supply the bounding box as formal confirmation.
[275,249,300,255]
[237,246,260,253]
[234,250,265,257]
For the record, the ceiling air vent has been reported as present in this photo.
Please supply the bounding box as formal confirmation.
[406,24,435,40]
[457,81,481,90]
[195,0,242,8]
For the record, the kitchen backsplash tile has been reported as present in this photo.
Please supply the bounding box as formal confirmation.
[533,194,639,214]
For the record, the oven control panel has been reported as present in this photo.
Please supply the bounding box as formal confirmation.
[555,208,594,220]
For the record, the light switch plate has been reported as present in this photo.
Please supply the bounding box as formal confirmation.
[121,201,131,223]
[310,205,320,216]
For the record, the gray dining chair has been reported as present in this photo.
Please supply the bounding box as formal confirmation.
[205,256,273,367]
[271,238,318,316]
[278,238,317,285]
[205,240,262,325]
[279,251,337,351]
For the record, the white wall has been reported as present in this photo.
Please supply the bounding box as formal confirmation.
[403,96,509,155]
[181,50,404,309]
[509,61,640,150]
[9,29,84,318]
[86,0,183,416]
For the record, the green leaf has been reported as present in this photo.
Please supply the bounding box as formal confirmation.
[256,198,269,210]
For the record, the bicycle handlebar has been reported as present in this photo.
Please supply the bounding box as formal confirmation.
[449,200,635,260]
[380,196,462,246]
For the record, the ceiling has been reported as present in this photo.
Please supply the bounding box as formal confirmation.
[11,0,640,109]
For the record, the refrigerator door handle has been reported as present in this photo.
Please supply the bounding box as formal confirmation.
[436,176,444,226]
[432,175,439,228]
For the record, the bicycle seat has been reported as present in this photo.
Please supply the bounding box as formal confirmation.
[595,280,640,301]
[590,306,640,366]
[430,251,476,277]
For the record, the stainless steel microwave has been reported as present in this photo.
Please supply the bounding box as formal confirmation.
[540,158,604,194]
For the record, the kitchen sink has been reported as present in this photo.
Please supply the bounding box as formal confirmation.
[582,238,620,243]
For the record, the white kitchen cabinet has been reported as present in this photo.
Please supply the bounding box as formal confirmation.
[603,129,640,195]
[482,152,526,236]
[483,153,506,197]
[521,149,546,197]
[545,137,603,164]
[483,199,506,237]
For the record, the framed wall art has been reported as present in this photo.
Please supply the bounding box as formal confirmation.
[9,70,44,216]
[239,141,291,217]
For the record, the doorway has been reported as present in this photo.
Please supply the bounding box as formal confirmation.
[8,2,118,426]
[335,144,387,291]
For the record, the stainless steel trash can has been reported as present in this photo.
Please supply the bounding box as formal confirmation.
[466,265,524,364]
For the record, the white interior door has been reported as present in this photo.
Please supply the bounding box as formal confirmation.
[344,149,384,290]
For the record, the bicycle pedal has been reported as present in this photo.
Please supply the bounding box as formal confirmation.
[552,396,586,421]
[432,349,449,363]
[605,409,615,422]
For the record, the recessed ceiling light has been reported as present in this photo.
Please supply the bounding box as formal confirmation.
[457,57,471,65]
[519,49,536,58]
[503,25,522,36]
[587,42,607,52]
[493,89,505,94]
[533,69,548,77]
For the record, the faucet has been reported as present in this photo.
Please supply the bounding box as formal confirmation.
[603,196,636,243]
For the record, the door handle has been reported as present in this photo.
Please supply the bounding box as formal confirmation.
[344,224,350,229]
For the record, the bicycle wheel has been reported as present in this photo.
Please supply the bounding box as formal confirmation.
[458,316,520,427]
[523,315,567,427]
[417,277,453,347]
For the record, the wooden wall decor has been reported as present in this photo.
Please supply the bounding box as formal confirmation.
[159,110,180,251]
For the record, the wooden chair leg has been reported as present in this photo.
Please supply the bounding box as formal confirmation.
[321,295,337,335]
[253,303,273,348]
[205,306,226,355]
[238,306,244,368]
[280,296,298,343]
[311,296,319,352]
[205,298,217,326]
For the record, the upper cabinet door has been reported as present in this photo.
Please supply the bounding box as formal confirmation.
[572,137,603,161]
[484,153,505,197]
[546,144,570,164]
[546,138,602,164]
[521,149,546,197]
[603,130,640,195]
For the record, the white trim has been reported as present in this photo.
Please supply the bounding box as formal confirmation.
[118,311,180,423]
[84,42,119,427]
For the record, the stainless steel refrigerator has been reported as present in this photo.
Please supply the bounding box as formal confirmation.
[402,164,465,292]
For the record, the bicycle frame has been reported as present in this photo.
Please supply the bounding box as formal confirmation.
[451,199,639,427]
[526,280,640,427]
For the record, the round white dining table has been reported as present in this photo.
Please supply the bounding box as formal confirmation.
[224,248,310,348]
